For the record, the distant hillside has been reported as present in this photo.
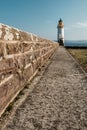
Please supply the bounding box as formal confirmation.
[65,40,87,47]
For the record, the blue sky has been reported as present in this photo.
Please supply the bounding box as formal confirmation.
[0,0,87,41]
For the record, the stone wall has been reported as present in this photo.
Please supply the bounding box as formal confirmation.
[0,24,58,116]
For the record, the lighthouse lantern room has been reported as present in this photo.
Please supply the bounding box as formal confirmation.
[57,18,64,45]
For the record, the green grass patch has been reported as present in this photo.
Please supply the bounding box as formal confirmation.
[67,49,87,72]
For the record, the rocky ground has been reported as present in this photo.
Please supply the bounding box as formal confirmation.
[1,46,87,130]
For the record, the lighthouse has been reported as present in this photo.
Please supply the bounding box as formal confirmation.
[57,18,64,45]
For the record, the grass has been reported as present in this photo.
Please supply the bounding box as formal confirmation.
[67,48,87,72]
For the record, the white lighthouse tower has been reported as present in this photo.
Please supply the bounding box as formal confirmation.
[57,18,64,45]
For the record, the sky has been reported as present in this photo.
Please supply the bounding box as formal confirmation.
[0,0,87,41]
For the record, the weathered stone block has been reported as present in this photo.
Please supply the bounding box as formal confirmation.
[20,42,33,53]
[0,74,20,112]
[0,72,13,83]
[0,42,4,58]
[0,58,15,73]
[6,42,20,55]
[14,55,26,70]
[21,64,33,85]
[32,60,38,73]
[34,43,41,50]
[34,50,40,59]
[19,31,32,41]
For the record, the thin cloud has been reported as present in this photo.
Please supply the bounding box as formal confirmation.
[66,22,87,30]
[77,22,87,27]
[71,22,87,28]
[64,27,70,30]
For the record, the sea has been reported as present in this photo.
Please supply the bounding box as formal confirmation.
[64,40,87,47]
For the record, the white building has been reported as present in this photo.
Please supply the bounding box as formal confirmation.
[57,19,64,45]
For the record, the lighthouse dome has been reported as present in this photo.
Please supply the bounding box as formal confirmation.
[58,18,64,28]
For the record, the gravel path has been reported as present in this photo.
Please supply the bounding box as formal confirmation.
[1,46,87,130]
